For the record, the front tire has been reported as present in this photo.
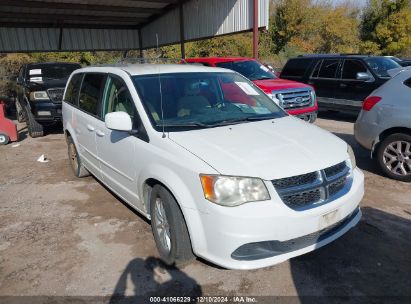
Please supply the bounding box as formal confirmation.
[67,136,89,178]
[377,133,411,182]
[150,185,195,266]
[24,105,44,138]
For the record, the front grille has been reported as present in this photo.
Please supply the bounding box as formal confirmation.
[47,88,65,103]
[272,171,318,190]
[282,188,322,209]
[274,88,313,110]
[272,161,351,210]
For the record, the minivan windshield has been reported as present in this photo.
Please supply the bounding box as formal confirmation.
[215,60,276,81]
[132,72,286,132]
[26,63,81,81]
[364,57,401,78]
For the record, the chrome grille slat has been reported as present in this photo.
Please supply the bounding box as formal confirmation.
[274,88,313,110]
[272,161,351,210]
[47,88,65,103]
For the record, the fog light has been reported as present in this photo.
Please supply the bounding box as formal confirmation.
[37,111,51,116]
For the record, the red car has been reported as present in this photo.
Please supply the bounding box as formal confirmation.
[184,57,318,123]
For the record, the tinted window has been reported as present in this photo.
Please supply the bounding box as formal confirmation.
[310,61,321,78]
[215,60,276,81]
[364,57,401,78]
[64,73,83,106]
[281,59,313,78]
[79,74,106,116]
[317,59,340,78]
[342,60,368,79]
[404,77,411,88]
[103,76,136,119]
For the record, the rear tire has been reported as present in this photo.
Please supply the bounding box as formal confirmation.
[67,136,89,178]
[0,133,9,145]
[377,133,411,182]
[15,99,26,123]
[24,105,44,138]
[150,185,195,266]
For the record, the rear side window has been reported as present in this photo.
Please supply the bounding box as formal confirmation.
[281,59,313,78]
[79,73,106,117]
[64,73,83,106]
[404,77,411,88]
[342,60,368,79]
[317,59,340,78]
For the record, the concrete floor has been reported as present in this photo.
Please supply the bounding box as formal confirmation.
[0,113,410,301]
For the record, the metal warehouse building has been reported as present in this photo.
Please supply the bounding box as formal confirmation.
[0,0,269,58]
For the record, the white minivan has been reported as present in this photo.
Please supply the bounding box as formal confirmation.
[62,64,364,270]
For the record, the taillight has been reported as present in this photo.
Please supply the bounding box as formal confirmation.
[362,96,382,111]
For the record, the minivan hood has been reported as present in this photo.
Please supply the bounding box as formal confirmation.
[168,117,348,180]
[252,78,310,93]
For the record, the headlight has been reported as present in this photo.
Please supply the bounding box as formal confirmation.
[200,175,270,207]
[347,145,357,169]
[30,91,49,101]
[266,93,281,107]
[310,89,316,106]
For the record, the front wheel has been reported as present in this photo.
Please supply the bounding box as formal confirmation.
[377,133,411,182]
[150,185,195,266]
[24,105,44,138]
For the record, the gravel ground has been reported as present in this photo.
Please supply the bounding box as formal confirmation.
[0,113,410,302]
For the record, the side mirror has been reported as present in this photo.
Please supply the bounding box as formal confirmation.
[105,112,132,132]
[356,72,371,81]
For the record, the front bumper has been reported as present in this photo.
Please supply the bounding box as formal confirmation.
[188,168,364,270]
[31,101,62,122]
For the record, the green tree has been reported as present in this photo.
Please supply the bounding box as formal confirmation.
[360,0,411,55]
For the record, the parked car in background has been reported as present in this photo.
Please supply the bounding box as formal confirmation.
[184,57,318,123]
[355,68,411,182]
[280,55,401,115]
[15,62,81,137]
[385,56,411,67]
[63,63,364,269]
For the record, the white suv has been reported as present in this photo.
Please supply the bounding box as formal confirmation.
[62,64,364,270]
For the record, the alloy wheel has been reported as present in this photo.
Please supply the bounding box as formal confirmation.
[154,198,171,253]
[382,140,411,176]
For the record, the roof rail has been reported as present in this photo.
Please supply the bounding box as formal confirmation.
[117,57,182,64]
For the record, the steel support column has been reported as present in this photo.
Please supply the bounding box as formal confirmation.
[253,0,258,59]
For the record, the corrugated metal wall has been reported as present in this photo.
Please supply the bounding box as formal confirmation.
[142,0,269,49]
[0,0,269,52]
[0,28,140,52]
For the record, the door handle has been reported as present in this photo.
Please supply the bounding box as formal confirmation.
[96,130,105,137]
[340,83,347,88]
[86,124,95,132]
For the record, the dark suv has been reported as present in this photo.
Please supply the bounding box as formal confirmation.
[280,55,401,114]
[15,62,81,137]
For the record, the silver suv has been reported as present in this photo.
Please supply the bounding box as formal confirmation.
[355,68,411,182]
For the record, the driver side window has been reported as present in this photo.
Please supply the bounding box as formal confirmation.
[103,76,136,119]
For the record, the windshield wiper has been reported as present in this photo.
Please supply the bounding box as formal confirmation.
[157,122,211,128]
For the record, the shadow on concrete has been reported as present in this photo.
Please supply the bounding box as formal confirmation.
[109,257,202,303]
[318,111,358,123]
[290,207,411,302]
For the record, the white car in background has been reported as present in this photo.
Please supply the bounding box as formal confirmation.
[355,67,411,182]
[62,64,364,269]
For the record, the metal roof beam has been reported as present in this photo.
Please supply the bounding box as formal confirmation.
[0,0,161,14]
[0,12,147,23]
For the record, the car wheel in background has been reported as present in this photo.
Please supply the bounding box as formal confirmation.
[377,133,411,182]
[0,133,9,145]
[15,99,26,123]
[150,184,195,266]
[67,136,89,178]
